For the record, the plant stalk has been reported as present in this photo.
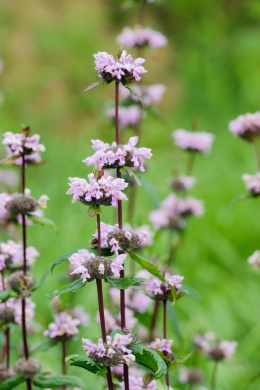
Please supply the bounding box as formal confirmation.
[62,340,66,390]
[149,300,159,341]
[210,362,218,390]
[252,141,260,171]
[163,300,169,388]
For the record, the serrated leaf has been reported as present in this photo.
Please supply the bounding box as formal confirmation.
[128,251,177,304]
[84,81,110,92]
[32,375,85,388]
[156,376,168,390]
[105,276,149,289]
[88,204,102,218]
[47,278,86,298]
[0,289,18,303]
[123,167,141,186]
[0,377,25,390]
[27,214,57,231]
[30,339,59,355]
[65,354,106,375]
[168,352,193,370]
[129,345,167,379]
[51,247,112,273]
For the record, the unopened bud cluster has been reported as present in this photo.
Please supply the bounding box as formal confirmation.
[6,271,35,296]
[6,194,38,216]
[14,358,41,379]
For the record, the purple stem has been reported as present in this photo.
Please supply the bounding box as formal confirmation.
[96,214,114,390]
[163,300,169,388]
[21,154,32,390]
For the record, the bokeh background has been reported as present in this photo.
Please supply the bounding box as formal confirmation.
[1,0,260,389]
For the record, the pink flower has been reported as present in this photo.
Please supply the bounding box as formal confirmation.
[173,129,215,153]
[110,286,152,313]
[0,240,39,270]
[70,306,90,326]
[170,175,196,192]
[242,173,260,195]
[0,168,19,187]
[0,193,11,220]
[145,272,184,298]
[229,112,260,141]
[193,332,215,352]
[120,83,166,106]
[149,338,173,354]
[67,173,128,208]
[110,254,127,276]
[44,311,80,339]
[93,50,147,83]
[106,106,143,128]
[117,26,167,49]
[2,132,45,160]
[248,250,260,269]
[120,376,156,390]
[83,136,152,172]
[8,298,36,324]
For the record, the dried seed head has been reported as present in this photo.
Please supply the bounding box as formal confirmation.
[0,306,15,324]
[14,358,41,379]
[86,256,114,281]
[0,364,16,381]
[5,194,38,216]
[6,271,35,294]
[107,229,143,253]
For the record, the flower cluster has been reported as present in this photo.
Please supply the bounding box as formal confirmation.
[106,106,143,128]
[242,173,260,195]
[120,375,156,390]
[2,131,45,165]
[248,250,260,269]
[91,222,150,254]
[170,175,196,192]
[0,297,36,325]
[173,129,215,153]
[179,368,204,385]
[67,173,128,208]
[0,240,39,271]
[44,311,81,341]
[117,26,167,48]
[82,333,135,366]
[120,83,166,107]
[94,50,147,83]
[144,273,184,300]
[193,333,237,361]
[150,193,204,230]
[110,286,152,314]
[149,338,175,361]
[68,249,126,282]
[229,112,260,141]
[83,136,152,172]
[96,308,137,332]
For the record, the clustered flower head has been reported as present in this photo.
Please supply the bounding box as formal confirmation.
[193,332,216,352]
[91,222,150,254]
[68,249,127,282]
[83,136,152,172]
[150,193,204,230]
[0,297,36,325]
[94,50,147,83]
[193,333,238,361]
[120,83,166,107]
[229,112,260,141]
[106,106,143,128]
[149,338,175,360]
[82,333,135,366]
[145,273,184,301]
[248,250,260,269]
[110,286,152,314]
[170,175,196,192]
[173,129,215,153]
[96,308,137,332]
[242,173,260,195]
[0,240,38,271]
[120,375,156,390]
[2,130,45,165]
[117,26,167,48]
[179,367,204,385]
[67,173,128,209]
[44,311,81,341]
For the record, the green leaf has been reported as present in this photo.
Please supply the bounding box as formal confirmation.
[84,80,110,92]
[88,204,102,218]
[65,354,107,375]
[105,276,149,289]
[122,82,144,108]
[32,375,85,388]
[129,345,167,379]
[0,377,25,390]
[245,371,260,389]
[51,247,112,273]
[31,265,52,292]
[0,289,17,303]
[30,339,59,355]
[156,376,168,390]
[110,329,124,340]
[168,352,193,370]
[123,167,141,186]
[228,193,251,208]
[27,214,57,231]
[128,251,177,304]
[47,278,86,298]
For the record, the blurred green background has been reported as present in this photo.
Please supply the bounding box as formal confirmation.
[1,0,260,389]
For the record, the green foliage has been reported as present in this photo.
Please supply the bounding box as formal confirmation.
[105,276,149,289]
[47,278,86,298]
[0,377,25,390]
[129,344,167,379]
[65,354,106,375]
[0,289,18,303]
[32,375,85,388]
[168,352,193,370]
[27,214,57,231]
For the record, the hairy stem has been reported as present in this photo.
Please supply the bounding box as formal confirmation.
[210,362,218,390]
[163,300,169,388]
[252,141,260,171]
[96,214,113,390]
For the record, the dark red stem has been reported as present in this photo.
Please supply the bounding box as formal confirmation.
[149,300,159,341]
[163,300,169,388]
[5,328,10,369]
[62,340,66,390]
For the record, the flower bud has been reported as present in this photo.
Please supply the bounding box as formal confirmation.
[14,358,41,379]
[107,229,143,253]
[6,194,38,216]
[0,306,15,324]
[6,271,35,294]
[0,364,16,381]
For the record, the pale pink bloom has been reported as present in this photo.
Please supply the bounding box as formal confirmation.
[71,306,90,326]
[2,132,45,159]
[9,298,36,324]
[0,240,39,270]
[229,112,260,140]
[38,195,49,208]
[145,273,184,297]
[248,250,260,269]
[106,105,143,128]
[110,286,152,313]
[149,338,173,354]
[67,174,128,208]
[124,224,154,247]
[110,254,127,276]
[44,311,80,339]
[193,332,216,352]
[0,169,19,187]
[83,136,152,172]
[242,173,260,195]
[173,129,215,153]
[94,50,147,82]
[117,26,167,48]
[96,309,117,333]
[0,193,11,219]
[170,175,196,192]
[218,341,238,359]
[177,197,204,217]
[120,376,156,390]
[120,83,166,107]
